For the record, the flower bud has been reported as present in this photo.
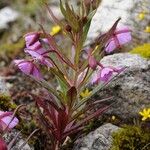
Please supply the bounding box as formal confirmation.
[88,55,97,70]
[82,16,88,25]
[65,25,72,32]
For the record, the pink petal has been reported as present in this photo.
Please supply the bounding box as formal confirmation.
[24,32,40,47]
[105,39,117,53]
[1,116,19,129]
[117,32,131,45]
[14,59,42,79]
[0,111,19,130]
[26,38,50,55]
[25,50,53,68]
[25,50,43,60]
[100,67,113,82]
[91,71,100,84]
[105,26,132,53]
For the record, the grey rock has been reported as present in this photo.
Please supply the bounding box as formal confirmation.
[73,123,119,150]
[0,77,9,95]
[0,7,19,31]
[98,53,150,119]
[4,130,32,150]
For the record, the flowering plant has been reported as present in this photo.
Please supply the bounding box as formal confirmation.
[14,1,131,149]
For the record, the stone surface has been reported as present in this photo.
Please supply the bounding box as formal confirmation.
[97,53,150,119]
[0,77,9,95]
[4,129,32,150]
[0,7,19,31]
[86,0,150,45]
[73,123,119,150]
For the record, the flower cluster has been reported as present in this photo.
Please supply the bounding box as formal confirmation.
[14,32,53,79]
[88,26,131,84]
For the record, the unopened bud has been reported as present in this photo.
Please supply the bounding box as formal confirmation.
[65,25,72,32]
[82,16,88,25]
[88,55,97,70]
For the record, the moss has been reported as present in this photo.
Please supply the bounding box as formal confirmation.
[0,94,17,110]
[130,43,150,59]
[13,0,48,16]
[0,38,24,59]
[111,125,150,150]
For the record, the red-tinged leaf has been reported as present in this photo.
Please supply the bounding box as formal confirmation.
[36,103,54,131]
[71,97,113,123]
[62,126,84,140]
[36,97,58,128]
[66,87,77,110]
[64,2,79,32]
[57,109,69,140]
[45,3,63,27]
[64,105,110,135]
[64,120,75,133]
[39,25,75,70]
[87,96,114,108]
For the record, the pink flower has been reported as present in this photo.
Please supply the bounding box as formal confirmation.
[0,138,7,150]
[25,38,49,54]
[0,111,19,131]
[24,32,40,47]
[14,59,42,79]
[25,49,53,68]
[100,67,114,82]
[24,32,50,55]
[91,67,124,84]
[105,27,132,53]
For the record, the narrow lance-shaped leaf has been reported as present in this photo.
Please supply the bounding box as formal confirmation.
[65,2,79,32]
[83,9,97,43]
[64,105,110,136]
[66,87,77,110]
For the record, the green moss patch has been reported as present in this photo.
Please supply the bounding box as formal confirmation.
[130,43,150,59]
[111,125,150,150]
[0,94,17,110]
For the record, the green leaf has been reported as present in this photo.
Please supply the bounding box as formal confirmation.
[50,68,70,88]
[60,0,79,32]
[60,0,67,18]
[83,10,96,42]
[56,77,68,95]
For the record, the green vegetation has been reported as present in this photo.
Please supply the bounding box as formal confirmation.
[14,0,48,16]
[130,43,150,59]
[111,125,150,150]
[0,38,24,59]
[0,94,17,110]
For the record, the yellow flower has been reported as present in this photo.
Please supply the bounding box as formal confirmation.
[138,12,146,20]
[144,26,150,33]
[80,88,92,99]
[112,115,116,120]
[139,108,150,121]
[50,25,61,36]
